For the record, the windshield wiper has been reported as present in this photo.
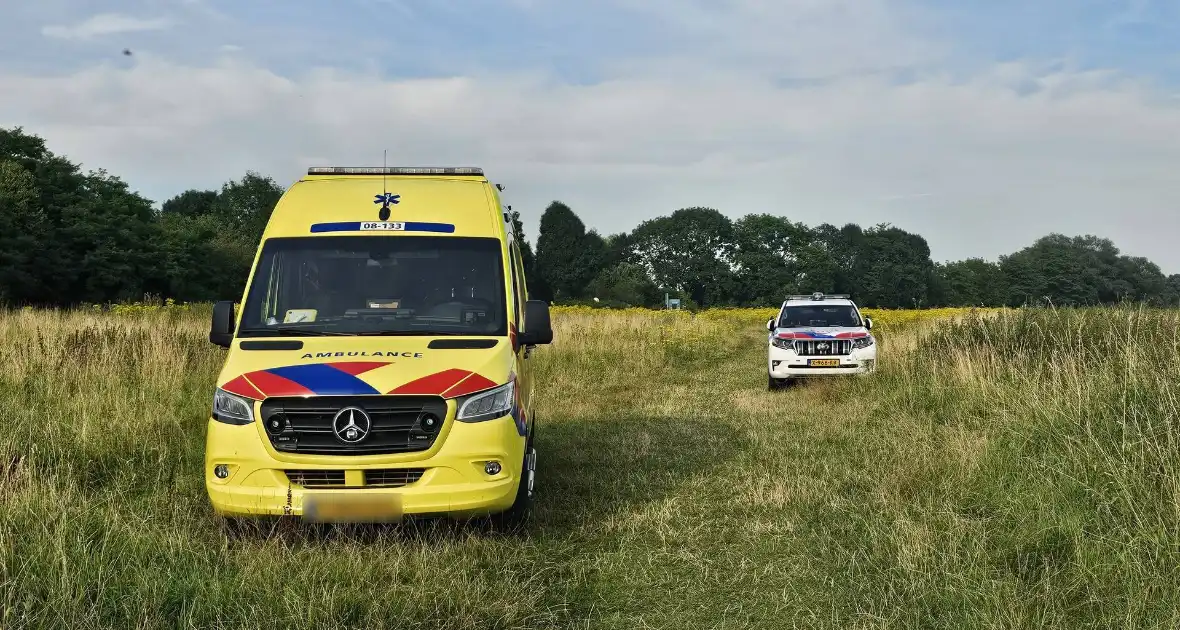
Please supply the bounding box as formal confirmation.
[349,330,472,336]
[241,326,353,337]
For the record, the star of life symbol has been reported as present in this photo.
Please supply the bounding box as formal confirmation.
[374,192,400,207]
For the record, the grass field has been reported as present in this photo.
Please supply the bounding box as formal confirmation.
[1,304,1178,629]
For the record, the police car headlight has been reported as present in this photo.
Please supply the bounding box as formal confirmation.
[212,388,255,425]
[852,336,875,350]
[771,338,793,350]
[456,379,515,423]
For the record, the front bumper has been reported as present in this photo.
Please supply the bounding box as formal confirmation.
[203,406,526,519]
[768,346,877,378]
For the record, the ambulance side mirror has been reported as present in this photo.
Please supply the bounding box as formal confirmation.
[519,300,553,347]
[210,301,235,348]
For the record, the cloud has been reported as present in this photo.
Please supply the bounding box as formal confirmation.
[41,13,174,40]
[4,0,1180,273]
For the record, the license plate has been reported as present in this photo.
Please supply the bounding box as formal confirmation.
[808,359,841,367]
[302,493,403,523]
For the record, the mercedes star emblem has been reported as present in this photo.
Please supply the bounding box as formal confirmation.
[332,406,372,444]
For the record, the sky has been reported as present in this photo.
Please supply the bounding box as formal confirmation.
[2,0,1180,271]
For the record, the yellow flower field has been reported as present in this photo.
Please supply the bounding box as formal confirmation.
[550,304,1002,330]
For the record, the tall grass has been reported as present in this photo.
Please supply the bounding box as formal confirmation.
[0,305,1176,628]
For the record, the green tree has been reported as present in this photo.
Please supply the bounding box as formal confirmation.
[1165,274,1180,306]
[0,127,89,304]
[157,213,256,301]
[997,234,1167,307]
[0,160,47,304]
[627,207,736,307]
[934,258,1007,306]
[0,127,164,305]
[64,168,164,303]
[602,232,633,270]
[534,201,603,301]
[161,189,219,218]
[586,262,660,307]
[852,224,936,308]
[808,223,865,297]
[731,214,813,306]
[215,172,284,243]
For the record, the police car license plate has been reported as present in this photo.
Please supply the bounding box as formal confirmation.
[808,359,841,367]
[302,493,403,523]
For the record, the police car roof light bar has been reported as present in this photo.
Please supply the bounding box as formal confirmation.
[785,293,851,301]
[307,166,484,176]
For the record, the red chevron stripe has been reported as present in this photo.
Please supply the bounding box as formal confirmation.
[388,369,470,395]
[247,370,314,397]
[221,375,264,400]
[441,372,499,398]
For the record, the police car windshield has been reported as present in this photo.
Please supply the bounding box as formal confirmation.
[237,235,508,337]
[779,305,862,328]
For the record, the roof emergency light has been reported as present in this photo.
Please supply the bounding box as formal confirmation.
[785,293,851,301]
[307,166,484,176]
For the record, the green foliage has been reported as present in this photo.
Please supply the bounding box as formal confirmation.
[0,160,47,304]
[626,207,737,307]
[935,258,1008,306]
[585,262,660,307]
[0,127,285,306]
[534,201,602,301]
[730,213,814,306]
[160,189,218,218]
[999,234,1175,306]
[853,224,937,308]
[214,171,284,244]
[1,125,1177,310]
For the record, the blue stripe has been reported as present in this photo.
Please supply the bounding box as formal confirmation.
[794,331,836,339]
[404,222,456,233]
[309,221,457,234]
[310,222,360,233]
[265,364,380,396]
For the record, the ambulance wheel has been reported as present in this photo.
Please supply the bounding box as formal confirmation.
[490,432,535,533]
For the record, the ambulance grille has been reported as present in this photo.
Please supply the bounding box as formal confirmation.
[282,468,426,488]
[260,395,447,456]
[364,468,426,487]
[284,470,346,488]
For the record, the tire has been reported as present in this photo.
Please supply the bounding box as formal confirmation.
[768,374,787,390]
[489,431,536,533]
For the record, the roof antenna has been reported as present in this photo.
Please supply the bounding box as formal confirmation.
[378,149,392,221]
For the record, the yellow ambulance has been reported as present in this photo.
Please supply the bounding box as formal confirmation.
[204,166,552,529]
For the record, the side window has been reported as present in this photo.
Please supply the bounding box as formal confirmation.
[512,241,528,303]
[508,244,522,327]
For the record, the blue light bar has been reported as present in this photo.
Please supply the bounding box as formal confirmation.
[307,167,484,176]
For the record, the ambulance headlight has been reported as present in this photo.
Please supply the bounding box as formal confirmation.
[456,380,515,423]
[212,388,255,425]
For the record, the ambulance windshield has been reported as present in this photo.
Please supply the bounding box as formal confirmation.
[237,235,508,337]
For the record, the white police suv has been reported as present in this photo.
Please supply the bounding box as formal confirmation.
[766,293,877,389]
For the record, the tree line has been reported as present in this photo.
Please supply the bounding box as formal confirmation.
[2,126,1177,310]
